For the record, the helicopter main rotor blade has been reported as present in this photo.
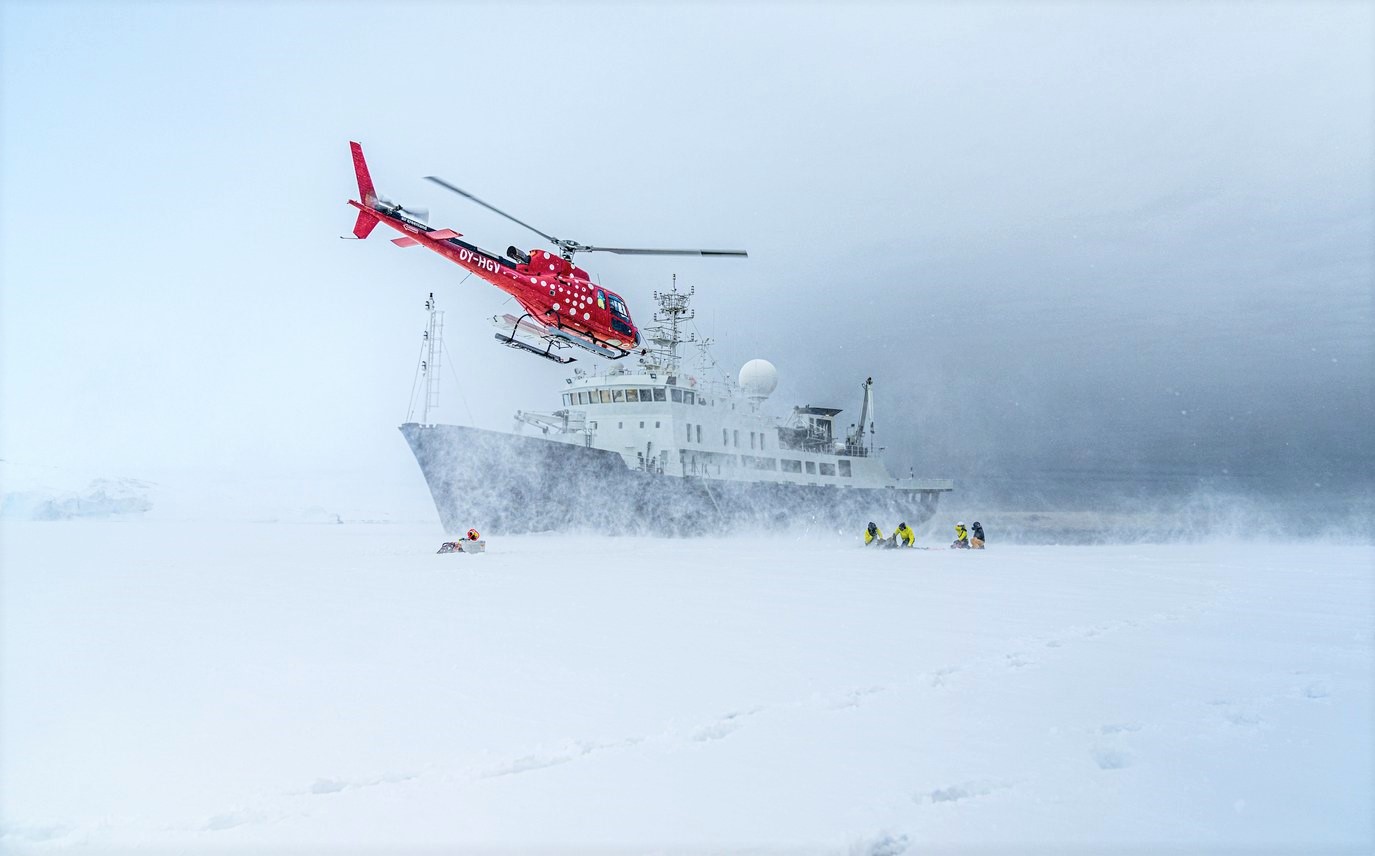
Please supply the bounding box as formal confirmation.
[423,176,557,243]
[586,247,749,258]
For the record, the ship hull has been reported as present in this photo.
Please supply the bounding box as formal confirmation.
[401,422,944,535]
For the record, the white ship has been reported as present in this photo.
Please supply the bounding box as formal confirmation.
[401,282,953,534]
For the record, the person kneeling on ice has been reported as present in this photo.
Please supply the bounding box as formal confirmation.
[951,521,970,549]
[970,521,985,549]
[865,521,885,546]
[438,528,486,554]
[895,522,916,547]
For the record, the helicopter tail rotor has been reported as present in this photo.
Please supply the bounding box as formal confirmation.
[348,141,428,233]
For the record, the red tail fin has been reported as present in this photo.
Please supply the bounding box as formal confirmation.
[349,141,380,239]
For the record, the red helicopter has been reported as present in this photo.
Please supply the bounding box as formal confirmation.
[345,142,746,363]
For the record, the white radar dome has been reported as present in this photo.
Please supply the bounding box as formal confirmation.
[738,359,779,400]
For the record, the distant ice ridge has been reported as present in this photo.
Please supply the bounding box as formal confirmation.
[0,477,153,520]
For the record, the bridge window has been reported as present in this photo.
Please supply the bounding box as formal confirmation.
[805,461,816,474]
[563,393,572,406]
[686,423,692,443]
[671,388,683,403]
[600,389,611,403]
[612,389,625,402]
[653,388,666,402]
[626,389,638,402]
[696,425,702,443]
[839,460,852,477]
[733,430,739,448]
[684,391,695,405]
[819,463,836,476]
[639,388,653,401]
[781,459,802,473]
[723,428,729,446]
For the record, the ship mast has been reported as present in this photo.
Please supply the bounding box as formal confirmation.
[639,274,695,375]
[408,292,445,424]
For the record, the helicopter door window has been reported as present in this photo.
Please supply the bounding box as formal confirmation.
[596,290,606,310]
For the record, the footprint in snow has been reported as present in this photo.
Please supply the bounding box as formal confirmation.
[308,772,416,795]
[693,707,762,742]
[829,685,886,709]
[1224,709,1264,727]
[482,741,597,777]
[201,809,269,832]
[916,779,1012,804]
[851,831,909,855]
[1091,747,1134,770]
[929,667,959,687]
[1301,680,1331,700]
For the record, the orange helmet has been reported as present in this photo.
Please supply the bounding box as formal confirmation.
[466,528,480,541]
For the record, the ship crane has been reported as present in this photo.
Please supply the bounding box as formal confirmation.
[846,377,875,456]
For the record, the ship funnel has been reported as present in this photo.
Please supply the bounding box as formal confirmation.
[738,359,778,403]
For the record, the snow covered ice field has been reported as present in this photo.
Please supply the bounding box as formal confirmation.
[2,520,1372,854]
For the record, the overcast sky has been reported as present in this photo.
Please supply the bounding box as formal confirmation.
[2,1,1371,514]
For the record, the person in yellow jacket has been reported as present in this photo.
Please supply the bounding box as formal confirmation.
[865,521,884,545]
[952,521,970,549]
[894,522,916,547]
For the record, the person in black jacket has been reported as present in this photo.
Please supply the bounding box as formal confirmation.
[971,521,986,549]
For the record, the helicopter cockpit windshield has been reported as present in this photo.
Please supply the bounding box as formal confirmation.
[607,294,630,319]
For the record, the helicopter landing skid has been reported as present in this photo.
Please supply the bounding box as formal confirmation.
[494,332,576,364]
[492,313,629,361]
[546,326,631,360]
[493,313,576,364]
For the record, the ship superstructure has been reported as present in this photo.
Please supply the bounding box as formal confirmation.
[401,282,952,534]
